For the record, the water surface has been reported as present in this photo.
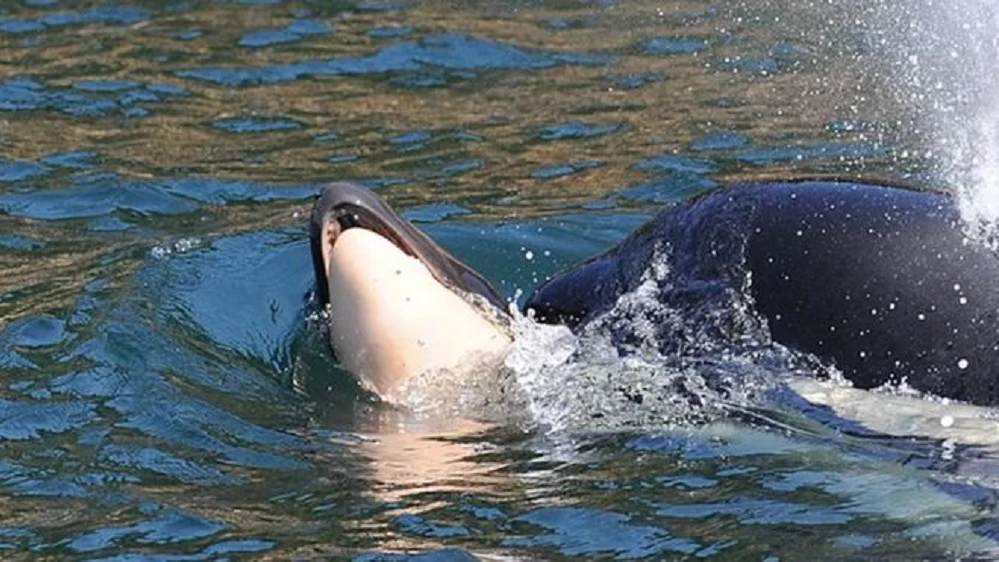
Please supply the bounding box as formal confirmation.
[1,0,999,559]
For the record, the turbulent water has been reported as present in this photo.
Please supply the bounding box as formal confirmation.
[3,0,999,559]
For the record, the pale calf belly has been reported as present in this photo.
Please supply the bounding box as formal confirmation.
[326,228,510,400]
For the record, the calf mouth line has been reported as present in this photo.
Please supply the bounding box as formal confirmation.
[309,183,511,324]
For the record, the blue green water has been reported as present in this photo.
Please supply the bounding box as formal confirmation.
[2,0,999,559]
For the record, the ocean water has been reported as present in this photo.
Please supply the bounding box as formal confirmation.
[2,0,999,559]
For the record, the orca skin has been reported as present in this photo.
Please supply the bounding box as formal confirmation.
[526,181,999,406]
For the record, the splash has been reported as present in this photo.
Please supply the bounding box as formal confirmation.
[955,102,999,243]
[503,308,581,431]
[396,348,528,423]
[870,0,999,234]
[907,1,999,238]
[502,249,802,433]
[752,0,999,236]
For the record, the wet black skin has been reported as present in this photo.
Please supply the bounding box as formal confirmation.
[309,182,508,313]
[526,181,999,406]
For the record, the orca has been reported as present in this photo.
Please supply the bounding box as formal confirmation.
[526,181,999,406]
[309,183,511,401]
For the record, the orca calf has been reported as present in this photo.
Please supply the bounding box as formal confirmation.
[310,183,511,401]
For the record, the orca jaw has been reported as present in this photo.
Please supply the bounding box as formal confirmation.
[310,182,508,315]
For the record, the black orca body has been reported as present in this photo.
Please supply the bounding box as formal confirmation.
[526,181,999,406]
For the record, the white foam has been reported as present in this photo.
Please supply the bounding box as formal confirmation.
[499,250,784,433]
[789,378,999,446]
[150,237,202,259]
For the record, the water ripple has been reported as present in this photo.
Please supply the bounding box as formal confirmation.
[505,507,702,558]
[618,174,718,203]
[0,77,186,117]
[0,177,196,220]
[178,34,612,87]
[239,19,332,48]
[0,399,96,441]
[0,460,89,498]
[0,6,149,35]
[632,154,717,175]
[656,497,852,525]
[41,150,97,170]
[2,315,66,348]
[354,548,478,562]
[0,159,49,182]
[403,203,472,223]
[211,116,305,133]
[99,445,242,486]
[68,508,227,554]
[532,160,604,180]
[537,121,628,141]
[641,37,708,55]
[690,130,751,151]
[368,26,413,39]
[0,235,43,251]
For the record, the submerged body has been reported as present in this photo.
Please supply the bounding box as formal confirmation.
[527,181,999,406]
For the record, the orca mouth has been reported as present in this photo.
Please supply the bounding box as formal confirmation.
[309,182,509,316]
